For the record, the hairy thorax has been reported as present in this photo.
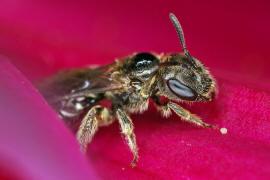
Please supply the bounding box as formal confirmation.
[111,85,150,114]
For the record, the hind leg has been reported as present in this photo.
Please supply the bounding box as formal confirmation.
[76,105,113,152]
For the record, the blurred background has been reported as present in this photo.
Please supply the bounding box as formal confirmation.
[0,0,269,90]
[1,1,270,179]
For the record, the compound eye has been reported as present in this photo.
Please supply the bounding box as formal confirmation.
[167,79,197,101]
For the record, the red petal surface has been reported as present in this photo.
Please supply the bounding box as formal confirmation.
[88,78,270,179]
[0,59,97,179]
[0,0,269,179]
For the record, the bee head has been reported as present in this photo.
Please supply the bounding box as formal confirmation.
[157,13,216,102]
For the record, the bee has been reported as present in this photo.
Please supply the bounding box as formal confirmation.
[37,13,217,167]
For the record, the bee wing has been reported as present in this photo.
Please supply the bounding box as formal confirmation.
[37,63,122,105]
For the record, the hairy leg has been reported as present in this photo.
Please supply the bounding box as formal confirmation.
[167,102,217,128]
[116,108,138,167]
[76,105,113,152]
[152,95,217,129]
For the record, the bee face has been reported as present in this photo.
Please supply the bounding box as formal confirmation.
[158,54,216,101]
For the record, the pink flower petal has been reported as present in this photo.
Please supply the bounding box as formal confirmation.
[0,59,97,180]
[87,78,270,179]
[0,1,270,179]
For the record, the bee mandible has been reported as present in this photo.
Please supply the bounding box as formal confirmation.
[38,13,217,167]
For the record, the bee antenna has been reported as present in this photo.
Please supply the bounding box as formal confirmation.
[169,13,196,67]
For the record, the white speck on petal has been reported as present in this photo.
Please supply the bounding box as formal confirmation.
[220,127,228,134]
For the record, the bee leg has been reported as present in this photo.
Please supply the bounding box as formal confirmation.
[115,108,138,167]
[152,95,217,128]
[151,95,172,118]
[76,105,113,152]
[167,102,217,129]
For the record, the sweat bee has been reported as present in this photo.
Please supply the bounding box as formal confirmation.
[38,13,217,167]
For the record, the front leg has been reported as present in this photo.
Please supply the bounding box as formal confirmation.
[167,102,217,129]
[152,95,217,129]
[115,108,138,167]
